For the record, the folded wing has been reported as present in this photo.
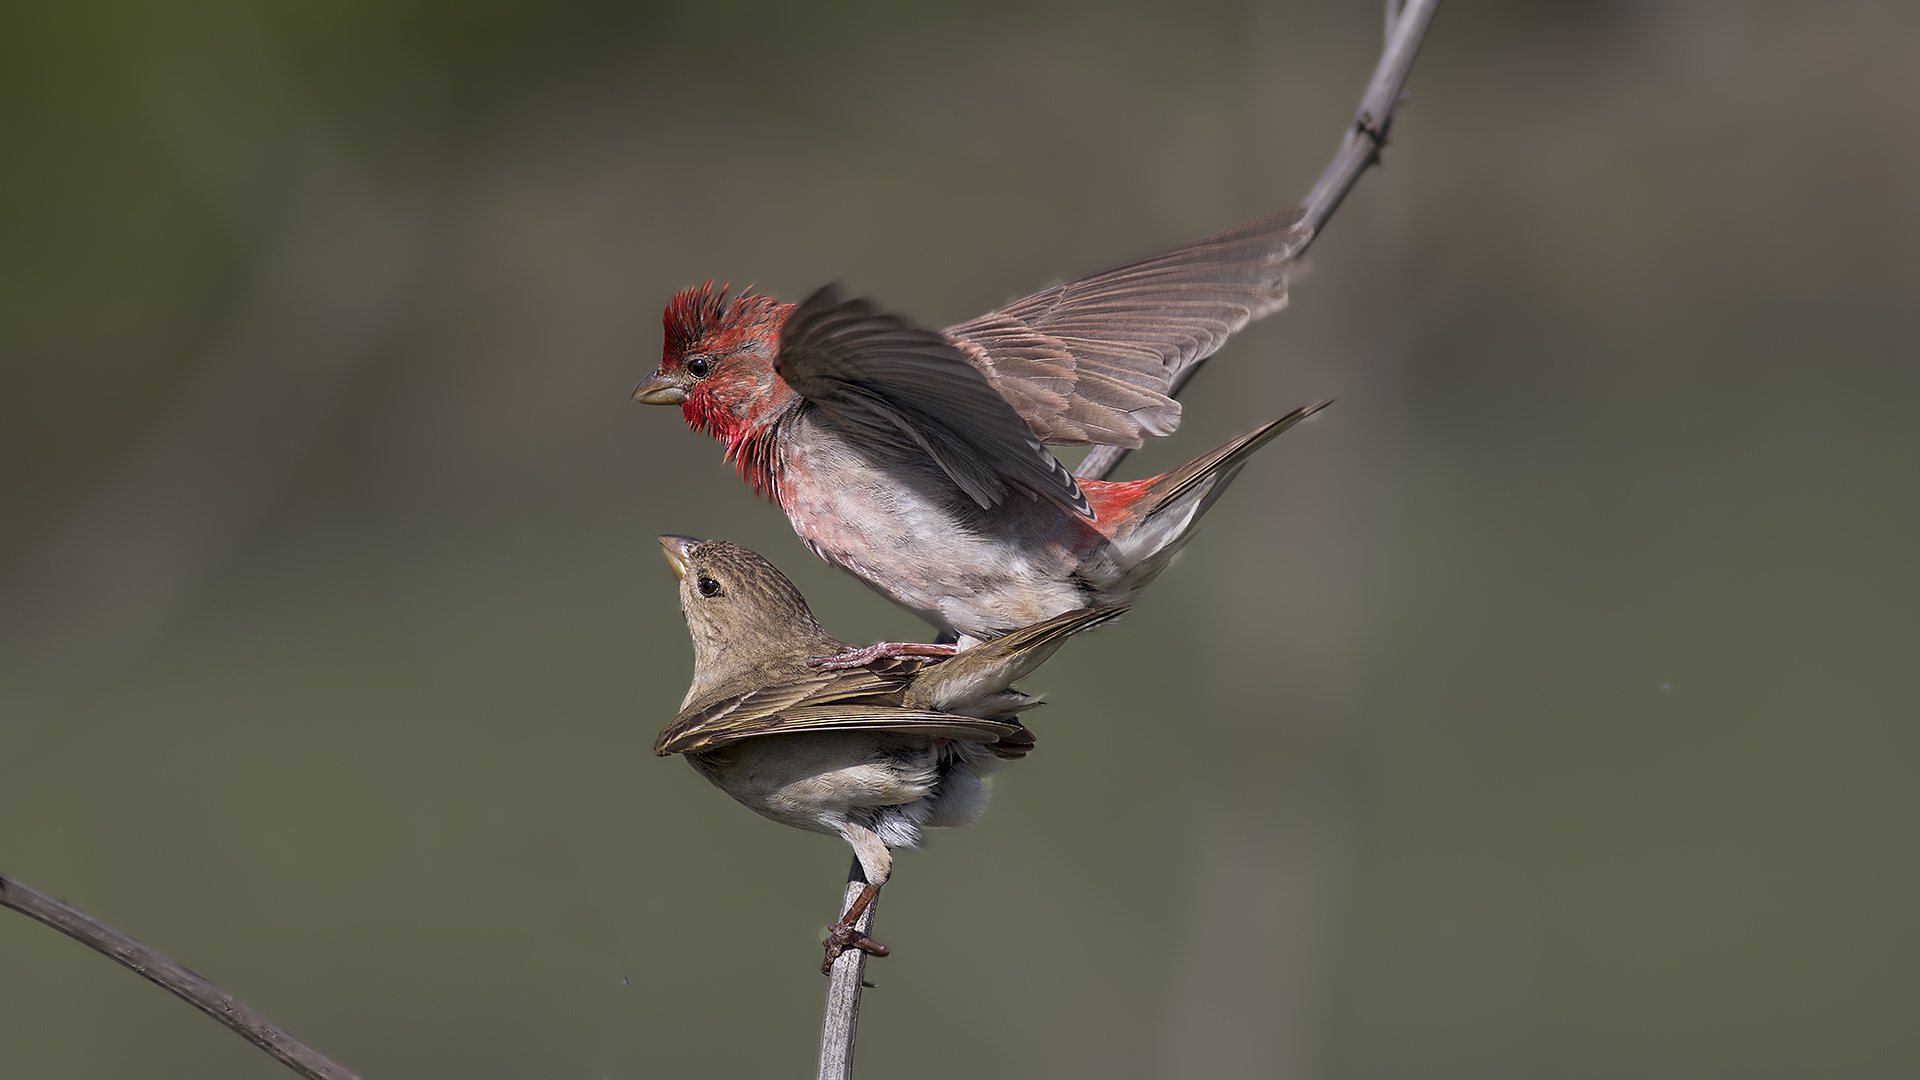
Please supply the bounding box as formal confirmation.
[657,691,1030,757]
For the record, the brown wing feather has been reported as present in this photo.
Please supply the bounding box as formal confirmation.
[656,667,906,755]
[903,605,1128,712]
[656,701,1030,756]
[656,606,1124,758]
[946,210,1311,448]
[777,287,1090,517]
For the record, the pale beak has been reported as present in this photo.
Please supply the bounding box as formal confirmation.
[659,535,702,580]
[633,371,688,405]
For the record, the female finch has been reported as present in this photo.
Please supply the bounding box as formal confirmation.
[656,535,1122,971]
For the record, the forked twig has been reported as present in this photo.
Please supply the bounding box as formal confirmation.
[0,874,360,1080]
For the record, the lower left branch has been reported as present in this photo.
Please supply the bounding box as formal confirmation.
[0,873,362,1080]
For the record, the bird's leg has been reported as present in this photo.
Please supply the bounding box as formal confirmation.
[821,881,888,975]
[823,823,893,974]
[807,641,960,670]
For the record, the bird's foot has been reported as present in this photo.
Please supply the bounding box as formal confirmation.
[821,924,890,975]
[807,641,960,669]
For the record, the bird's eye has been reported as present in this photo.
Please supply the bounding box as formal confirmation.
[686,357,710,378]
[696,575,722,597]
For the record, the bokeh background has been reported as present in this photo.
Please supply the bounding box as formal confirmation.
[3,1,1915,1076]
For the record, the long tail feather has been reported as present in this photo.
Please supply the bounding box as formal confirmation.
[907,605,1127,712]
[1143,400,1331,520]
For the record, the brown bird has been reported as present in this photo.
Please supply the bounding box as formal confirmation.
[655,535,1123,972]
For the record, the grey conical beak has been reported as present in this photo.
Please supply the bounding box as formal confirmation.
[633,371,688,405]
[659,535,702,580]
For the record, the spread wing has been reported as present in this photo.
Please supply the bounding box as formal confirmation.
[945,209,1311,448]
[777,286,1089,517]
[655,670,1031,756]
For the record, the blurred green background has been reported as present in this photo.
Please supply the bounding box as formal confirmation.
[3,1,1915,1076]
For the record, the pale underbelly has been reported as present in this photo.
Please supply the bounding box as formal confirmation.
[776,439,1100,639]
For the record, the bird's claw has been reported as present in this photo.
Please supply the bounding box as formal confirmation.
[821,925,890,975]
[807,641,961,670]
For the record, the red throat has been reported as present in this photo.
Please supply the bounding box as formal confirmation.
[682,392,788,504]
[661,283,798,504]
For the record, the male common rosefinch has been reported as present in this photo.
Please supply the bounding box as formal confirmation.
[656,535,1121,972]
[633,211,1328,656]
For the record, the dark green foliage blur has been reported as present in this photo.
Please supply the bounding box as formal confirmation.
[3,1,1916,1077]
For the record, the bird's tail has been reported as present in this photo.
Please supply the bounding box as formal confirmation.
[906,605,1127,715]
[1102,400,1331,568]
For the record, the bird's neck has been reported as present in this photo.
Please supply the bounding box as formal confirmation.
[690,385,797,506]
[681,347,803,507]
[684,621,848,710]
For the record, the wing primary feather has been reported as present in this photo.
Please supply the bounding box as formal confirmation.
[945,210,1312,447]
[778,286,1090,517]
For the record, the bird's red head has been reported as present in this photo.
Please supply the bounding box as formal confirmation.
[634,283,797,497]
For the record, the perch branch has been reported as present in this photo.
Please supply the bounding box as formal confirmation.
[0,874,361,1080]
[817,859,881,1080]
[1074,0,1439,482]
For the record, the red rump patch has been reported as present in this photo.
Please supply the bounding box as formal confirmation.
[1079,476,1161,535]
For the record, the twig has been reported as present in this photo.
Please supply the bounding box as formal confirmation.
[1295,0,1440,247]
[817,859,880,1080]
[1073,0,1439,483]
[0,874,361,1080]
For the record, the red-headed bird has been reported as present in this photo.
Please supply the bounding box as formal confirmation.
[633,211,1327,658]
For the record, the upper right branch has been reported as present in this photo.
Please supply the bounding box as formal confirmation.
[1294,0,1441,252]
[1073,0,1440,483]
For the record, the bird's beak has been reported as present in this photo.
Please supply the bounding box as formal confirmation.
[633,370,688,405]
[659,535,702,581]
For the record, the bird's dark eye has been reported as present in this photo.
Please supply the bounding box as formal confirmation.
[696,575,722,597]
[686,357,710,378]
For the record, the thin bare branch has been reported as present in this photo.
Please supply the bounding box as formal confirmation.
[1074,0,1438,482]
[0,874,361,1080]
[818,860,881,1080]
[1296,0,1438,247]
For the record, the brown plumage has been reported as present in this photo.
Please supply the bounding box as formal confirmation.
[655,535,1123,972]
